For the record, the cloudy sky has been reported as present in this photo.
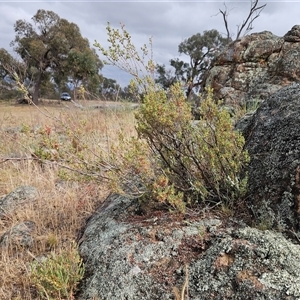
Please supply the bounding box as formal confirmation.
[0,1,299,86]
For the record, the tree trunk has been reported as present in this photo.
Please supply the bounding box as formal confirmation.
[32,72,42,105]
[186,84,193,99]
[73,79,81,101]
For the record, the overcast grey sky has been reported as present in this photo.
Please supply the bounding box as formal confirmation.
[0,1,299,86]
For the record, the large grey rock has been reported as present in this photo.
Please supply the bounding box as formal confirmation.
[78,193,222,300]
[0,186,38,217]
[241,83,300,231]
[77,194,300,299]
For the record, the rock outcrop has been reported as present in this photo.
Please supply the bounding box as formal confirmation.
[78,194,300,300]
[204,25,300,109]
[204,25,300,231]
[242,83,300,231]
[188,227,300,299]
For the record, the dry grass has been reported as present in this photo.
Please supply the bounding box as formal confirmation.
[0,100,136,299]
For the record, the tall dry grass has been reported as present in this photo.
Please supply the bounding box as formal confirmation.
[0,100,136,299]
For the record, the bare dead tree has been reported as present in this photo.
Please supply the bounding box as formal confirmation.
[219,0,267,41]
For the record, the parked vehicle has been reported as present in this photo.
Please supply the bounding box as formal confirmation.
[60,92,71,101]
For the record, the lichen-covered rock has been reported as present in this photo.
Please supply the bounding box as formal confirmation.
[189,227,300,299]
[0,186,38,217]
[242,83,300,231]
[77,194,300,300]
[204,26,300,108]
[284,25,300,42]
[77,193,221,300]
[0,220,36,248]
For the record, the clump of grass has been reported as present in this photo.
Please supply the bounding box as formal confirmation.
[30,244,85,300]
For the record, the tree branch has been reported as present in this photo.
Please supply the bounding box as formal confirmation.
[236,0,267,39]
[219,0,267,41]
[219,4,231,41]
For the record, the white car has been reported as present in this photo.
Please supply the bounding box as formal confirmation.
[60,92,71,101]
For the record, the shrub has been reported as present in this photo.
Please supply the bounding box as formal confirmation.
[137,83,248,208]
[104,83,249,211]
[96,23,249,211]
[30,245,85,299]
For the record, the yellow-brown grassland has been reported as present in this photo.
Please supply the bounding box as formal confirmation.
[0,99,136,299]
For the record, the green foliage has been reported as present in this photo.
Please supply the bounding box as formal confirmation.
[65,48,102,100]
[0,48,15,79]
[136,83,249,207]
[9,9,102,104]
[94,22,155,96]
[32,126,62,161]
[106,133,153,197]
[155,60,190,90]
[0,48,28,101]
[99,76,121,101]
[30,246,84,299]
[155,30,228,98]
[96,23,249,212]
[20,123,31,134]
[178,29,228,98]
[152,175,186,212]
[0,59,33,102]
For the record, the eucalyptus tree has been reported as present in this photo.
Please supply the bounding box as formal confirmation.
[99,76,121,100]
[0,48,31,100]
[155,59,190,90]
[64,47,103,100]
[0,49,14,80]
[10,9,102,104]
[178,29,228,99]
[155,30,227,99]
[0,49,15,94]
